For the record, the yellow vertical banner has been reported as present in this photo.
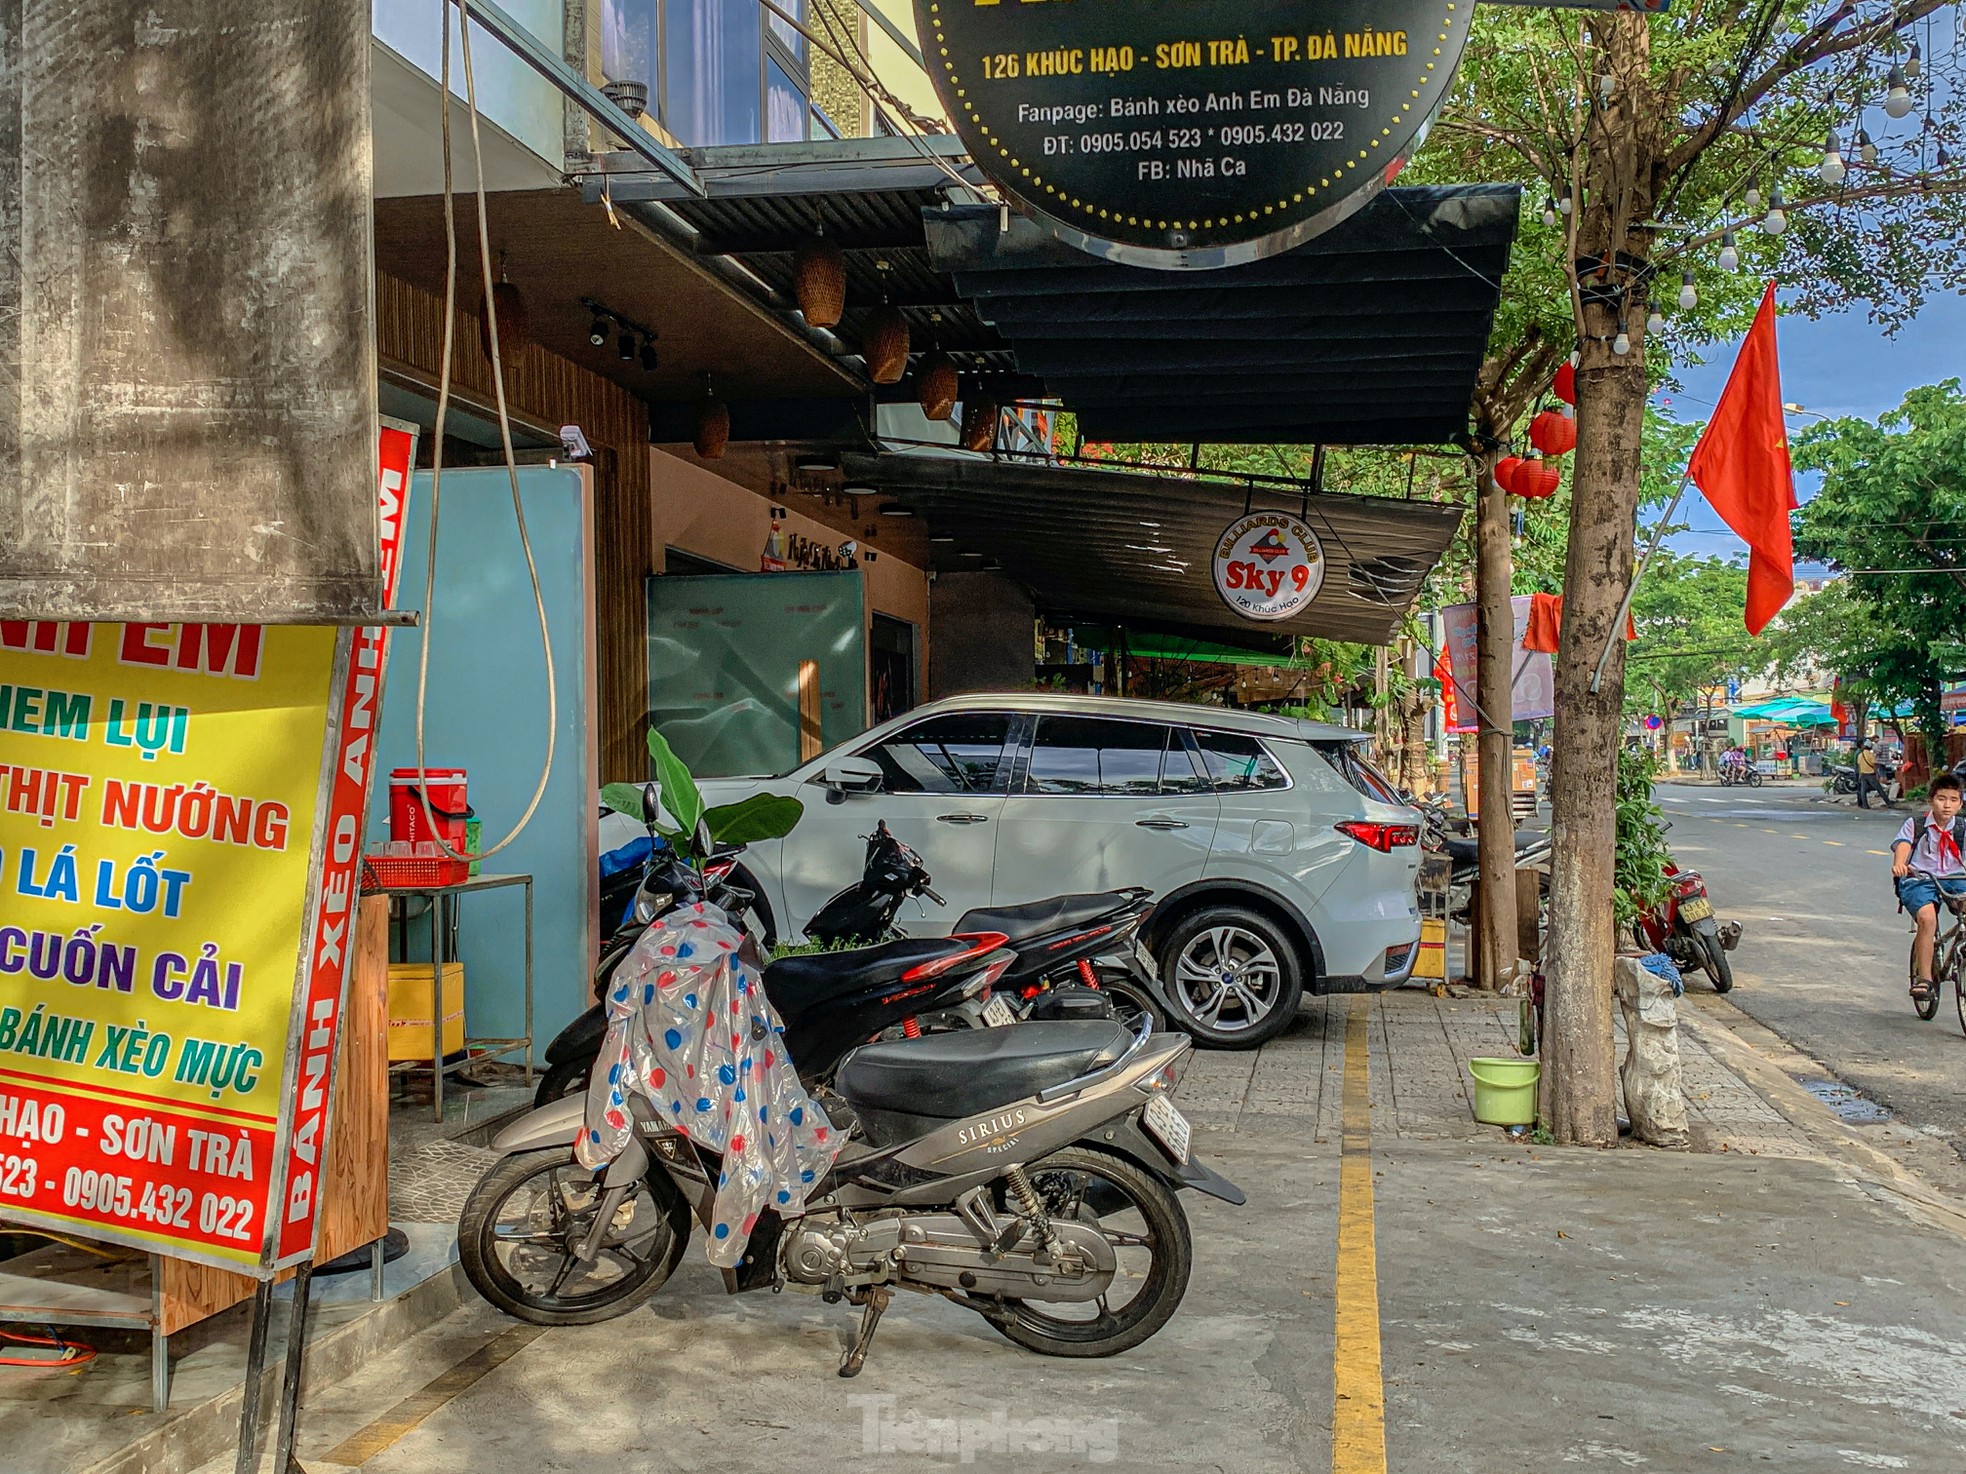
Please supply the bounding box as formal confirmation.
[0,620,340,1268]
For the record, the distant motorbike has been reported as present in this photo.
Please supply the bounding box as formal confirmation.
[1717,762,1762,788]
[1635,860,1741,992]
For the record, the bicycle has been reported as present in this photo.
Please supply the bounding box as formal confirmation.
[1902,867,1966,1027]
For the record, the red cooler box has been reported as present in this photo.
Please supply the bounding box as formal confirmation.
[389,768,473,853]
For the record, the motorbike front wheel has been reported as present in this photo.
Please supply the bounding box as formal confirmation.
[458,1149,692,1326]
[1746,769,1763,788]
[986,1145,1192,1359]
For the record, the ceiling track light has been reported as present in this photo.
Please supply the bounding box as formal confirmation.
[588,316,608,347]
[638,339,659,372]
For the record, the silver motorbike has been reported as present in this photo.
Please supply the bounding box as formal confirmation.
[457,1015,1242,1373]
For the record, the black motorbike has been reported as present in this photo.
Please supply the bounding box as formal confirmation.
[806,822,1170,1028]
[539,821,1171,1105]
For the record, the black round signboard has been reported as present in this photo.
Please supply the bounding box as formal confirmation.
[914,0,1473,267]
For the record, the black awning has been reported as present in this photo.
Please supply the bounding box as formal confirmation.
[924,184,1520,447]
[842,451,1461,646]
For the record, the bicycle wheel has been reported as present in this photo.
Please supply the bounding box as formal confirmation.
[1951,931,1966,1037]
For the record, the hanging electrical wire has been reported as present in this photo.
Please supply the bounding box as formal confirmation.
[413,0,559,862]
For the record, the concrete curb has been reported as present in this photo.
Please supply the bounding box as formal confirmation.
[78,1263,467,1474]
[1678,999,1966,1241]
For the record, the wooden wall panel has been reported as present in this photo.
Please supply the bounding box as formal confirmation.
[375,272,650,781]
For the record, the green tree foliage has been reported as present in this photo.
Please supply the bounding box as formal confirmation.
[1791,382,1966,760]
[1626,552,1763,717]
[1614,748,1674,932]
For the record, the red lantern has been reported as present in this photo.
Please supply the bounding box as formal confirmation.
[1514,453,1562,499]
[1553,361,1577,406]
[1529,408,1578,457]
[1492,455,1524,493]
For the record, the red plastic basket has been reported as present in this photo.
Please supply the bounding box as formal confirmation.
[362,855,471,891]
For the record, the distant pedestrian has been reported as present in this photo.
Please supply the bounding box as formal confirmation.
[1856,739,1882,809]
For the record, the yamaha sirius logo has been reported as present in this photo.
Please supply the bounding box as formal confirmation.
[957,1107,1028,1147]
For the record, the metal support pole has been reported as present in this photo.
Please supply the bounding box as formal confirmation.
[272,1262,315,1474]
[430,895,445,1123]
[1589,474,1690,695]
[234,1279,278,1474]
[523,878,535,1087]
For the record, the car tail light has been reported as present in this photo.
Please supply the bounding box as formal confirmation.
[900,931,1010,982]
[1336,821,1420,852]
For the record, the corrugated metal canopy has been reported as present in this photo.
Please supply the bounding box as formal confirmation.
[841,450,1461,646]
[925,184,1520,446]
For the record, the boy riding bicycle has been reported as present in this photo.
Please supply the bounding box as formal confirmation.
[1891,771,1966,1003]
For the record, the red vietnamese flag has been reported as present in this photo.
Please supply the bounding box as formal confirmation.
[1686,282,1799,634]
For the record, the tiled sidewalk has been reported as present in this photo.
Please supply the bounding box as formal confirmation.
[1179,986,1819,1156]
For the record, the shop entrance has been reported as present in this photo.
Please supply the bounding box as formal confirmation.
[870,612,918,724]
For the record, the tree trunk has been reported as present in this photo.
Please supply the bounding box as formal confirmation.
[1475,462,1519,992]
[1541,353,1649,1147]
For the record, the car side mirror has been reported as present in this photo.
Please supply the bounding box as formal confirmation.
[818,755,884,804]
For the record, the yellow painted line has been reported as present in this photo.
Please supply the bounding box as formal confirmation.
[318,1325,547,1466]
[1762,828,1780,834]
[1867,849,1889,856]
[1823,840,1844,847]
[1333,998,1387,1474]
[1792,833,1812,840]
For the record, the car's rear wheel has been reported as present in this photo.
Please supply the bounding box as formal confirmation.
[1158,906,1304,1049]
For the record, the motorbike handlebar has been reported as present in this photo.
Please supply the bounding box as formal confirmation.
[922,885,945,907]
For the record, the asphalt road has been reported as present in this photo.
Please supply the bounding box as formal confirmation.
[1654,777,1966,1155]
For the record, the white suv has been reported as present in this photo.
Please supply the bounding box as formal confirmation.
[694,693,1423,1047]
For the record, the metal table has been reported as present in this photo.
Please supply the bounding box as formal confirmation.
[376,872,534,1120]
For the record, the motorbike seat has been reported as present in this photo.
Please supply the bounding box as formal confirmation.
[834,1020,1135,1119]
[1444,830,1546,866]
[764,937,970,1016]
[951,891,1142,947]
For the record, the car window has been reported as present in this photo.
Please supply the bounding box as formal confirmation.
[1160,731,1212,795]
[1193,730,1290,792]
[1317,741,1400,802]
[864,714,1012,794]
[1028,717,1199,796]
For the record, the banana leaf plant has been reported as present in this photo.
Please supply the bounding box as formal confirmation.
[600,729,803,866]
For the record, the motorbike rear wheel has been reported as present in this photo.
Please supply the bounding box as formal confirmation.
[458,1148,691,1325]
[986,1145,1191,1359]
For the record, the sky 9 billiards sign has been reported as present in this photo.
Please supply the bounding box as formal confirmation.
[1213,513,1325,622]
[915,0,1474,267]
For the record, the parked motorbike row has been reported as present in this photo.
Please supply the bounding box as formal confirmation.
[456,792,1240,1375]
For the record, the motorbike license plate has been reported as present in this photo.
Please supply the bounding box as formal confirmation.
[1678,896,1712,923]
[1143,1094,1191,1166]
[982,996,1017,1028]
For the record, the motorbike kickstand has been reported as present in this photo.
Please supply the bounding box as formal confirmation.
[838,1285,892,1379]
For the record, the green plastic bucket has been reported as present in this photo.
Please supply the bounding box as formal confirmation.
[1468,1056,1541,1126]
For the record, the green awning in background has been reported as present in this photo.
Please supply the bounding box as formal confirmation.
[1070,626,1307,669]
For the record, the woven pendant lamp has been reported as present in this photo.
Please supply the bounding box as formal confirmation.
[916,350,959,420]
[793,228,847,328]
[694,377,730,460]
[478,257,528,362]
[960,390,999,453]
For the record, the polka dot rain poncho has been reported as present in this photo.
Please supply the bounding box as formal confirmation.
[574,901,840,1267]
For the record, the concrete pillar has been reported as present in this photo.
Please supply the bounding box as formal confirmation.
[0,0,378,623]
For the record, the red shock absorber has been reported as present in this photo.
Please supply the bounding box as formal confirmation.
[902,1016,922,1039]
[1078,958,1101,988]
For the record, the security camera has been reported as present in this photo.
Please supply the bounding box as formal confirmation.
[838,539,859,559]
[559,424,594,461]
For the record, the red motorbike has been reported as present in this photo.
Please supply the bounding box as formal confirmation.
[1636,862,1742,993]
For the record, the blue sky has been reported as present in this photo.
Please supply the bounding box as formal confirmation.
[1654,291,1966,560]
